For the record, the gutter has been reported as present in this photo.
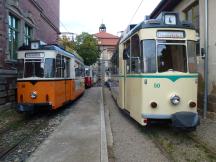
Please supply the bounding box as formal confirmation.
[204,0,209,119]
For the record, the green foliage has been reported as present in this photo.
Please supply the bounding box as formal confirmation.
[58,36,76,53]
[75,32,100,65]
[58,33,99,66]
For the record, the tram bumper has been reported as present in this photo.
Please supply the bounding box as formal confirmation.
[17,103,51,112]
[171,112,200,128]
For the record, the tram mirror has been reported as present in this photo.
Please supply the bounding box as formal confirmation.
[201,48,205,59]
[123,49,130,60]
[62,62,66,69]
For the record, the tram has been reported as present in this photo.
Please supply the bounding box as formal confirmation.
[17,41,85,112]
[110,12,199,130]
[84,66,93,88]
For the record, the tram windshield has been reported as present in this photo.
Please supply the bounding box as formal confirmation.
[157,44,187,72]
[18,58,57,78]
[24,59,44,78]
[85,69,90,77]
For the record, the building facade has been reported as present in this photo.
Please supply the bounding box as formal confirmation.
[150,0,216,113]
[0,0,60,108]
[94,24,119,82]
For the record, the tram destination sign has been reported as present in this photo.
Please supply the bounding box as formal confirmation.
[25,52,45,58]
[157,31,185,38]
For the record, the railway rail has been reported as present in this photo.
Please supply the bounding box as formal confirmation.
[0,115,49,161]
[145,125,216,161]
[0,107,68,162]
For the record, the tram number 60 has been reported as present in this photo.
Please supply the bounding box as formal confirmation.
[154,83,160,88]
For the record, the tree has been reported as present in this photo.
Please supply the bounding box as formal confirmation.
[58,36,76,53]
[75,32,100,65]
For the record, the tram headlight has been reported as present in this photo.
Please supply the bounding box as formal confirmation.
[30,91,38,99]
[170,95,180,105]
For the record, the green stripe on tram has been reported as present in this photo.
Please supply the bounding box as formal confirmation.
[126,75,198,82]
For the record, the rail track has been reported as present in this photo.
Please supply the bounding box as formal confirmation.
[0,107,69,162]
[145,125,216,162]
[0,115,49,161]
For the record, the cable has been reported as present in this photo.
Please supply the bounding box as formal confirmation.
[128,0,144,25]
[41,0,70,33]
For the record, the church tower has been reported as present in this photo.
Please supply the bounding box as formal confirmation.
[99,23,106,32]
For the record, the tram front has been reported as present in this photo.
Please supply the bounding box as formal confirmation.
[120,12,200,129]
[140,21,199,129]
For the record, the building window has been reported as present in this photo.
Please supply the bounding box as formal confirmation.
[185,2,199,32]
[8,14,19,60]
[184,2,200,56]
[24,24,32,45]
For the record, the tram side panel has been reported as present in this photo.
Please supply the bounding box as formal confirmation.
[73,78,85,99]
[53,80,67,109]
[125,77,143,124]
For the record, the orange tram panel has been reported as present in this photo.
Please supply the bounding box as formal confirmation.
[17,79,85,111]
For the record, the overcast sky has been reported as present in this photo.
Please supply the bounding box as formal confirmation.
[60,0,161,36]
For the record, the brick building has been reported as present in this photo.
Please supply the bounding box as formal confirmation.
[94,24,119,82]
[0,0,60,108]
[150,0,216,114]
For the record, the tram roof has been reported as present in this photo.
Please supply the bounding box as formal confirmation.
[18,44,84,62]
[120,12,195,43]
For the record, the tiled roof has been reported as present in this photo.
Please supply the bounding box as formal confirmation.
[94,31,119,46]
[99,38,119,46]
[94,32,119,39]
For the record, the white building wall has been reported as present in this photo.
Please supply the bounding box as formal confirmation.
[171,0,216,111]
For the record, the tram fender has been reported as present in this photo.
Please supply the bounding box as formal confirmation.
[171,112,200,128]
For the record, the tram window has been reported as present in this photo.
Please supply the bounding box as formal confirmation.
[17,59,24,78]
[56,54,62,78]
[75,61,81,77]
[157,45,187,72]
[188,41,197,73]
[85,69,90,76]
[142,40,156,73]
[24,59,44,78]
[65,58,70,78]
[131,34,141,73]
[61,56,65,78]
[44,58,55,78]
[124,40,130,74]
[82,66,85,77]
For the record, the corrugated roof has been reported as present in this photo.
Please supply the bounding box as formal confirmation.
[150,0,182,18]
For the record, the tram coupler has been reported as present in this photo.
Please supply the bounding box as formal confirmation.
[171,112,200,130]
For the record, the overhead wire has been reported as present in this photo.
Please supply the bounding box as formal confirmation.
[128,0,144,25]
[41,0,70,33]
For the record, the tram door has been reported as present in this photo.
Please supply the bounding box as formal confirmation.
[118,44,125,109]
[65,57,71,101]
[122,34,141,113]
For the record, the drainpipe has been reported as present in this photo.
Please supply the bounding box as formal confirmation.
[204,0,209,119]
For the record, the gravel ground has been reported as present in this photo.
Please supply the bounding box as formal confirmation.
[190,118,216,151]
[103,88,169,162]
[0,100,78,162]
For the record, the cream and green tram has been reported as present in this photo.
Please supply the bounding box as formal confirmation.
[110,12,199,129]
